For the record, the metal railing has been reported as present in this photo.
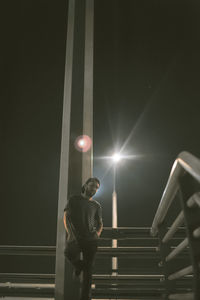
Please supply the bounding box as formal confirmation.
[151,151,200,300]
[0,227,162,299]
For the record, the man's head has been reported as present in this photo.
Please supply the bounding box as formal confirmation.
[81,177,100,199]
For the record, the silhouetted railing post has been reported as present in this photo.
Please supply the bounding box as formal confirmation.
[158,222,175,300]
[179,175,200,300]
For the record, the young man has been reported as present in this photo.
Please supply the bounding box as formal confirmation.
[63,177,103,300]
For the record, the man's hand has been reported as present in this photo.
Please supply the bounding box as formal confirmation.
[96,224,103,237]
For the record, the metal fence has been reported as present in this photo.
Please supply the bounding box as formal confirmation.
[0,228,162,299]
[151,151,200,300]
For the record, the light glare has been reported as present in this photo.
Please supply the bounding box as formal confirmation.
[79,139,85,147]
[75,135,92,152]
[112,153,121,163]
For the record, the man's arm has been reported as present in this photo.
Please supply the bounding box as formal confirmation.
[96,204,103,237]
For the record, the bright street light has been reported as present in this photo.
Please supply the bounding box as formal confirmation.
[112,153,122,163]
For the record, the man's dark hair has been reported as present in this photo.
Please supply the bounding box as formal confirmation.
[81,177,100,193]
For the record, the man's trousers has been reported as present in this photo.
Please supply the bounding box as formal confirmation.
[65,238,98,300]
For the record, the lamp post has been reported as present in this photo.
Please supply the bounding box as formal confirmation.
[111,153,121,275]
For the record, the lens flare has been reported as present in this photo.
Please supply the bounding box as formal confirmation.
[79,139,85,147]
[75,135,92,152]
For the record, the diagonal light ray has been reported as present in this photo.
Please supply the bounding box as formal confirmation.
[98,163,113,182]
[95,154,143,160]
[119,101,151,155]
[118,54,179,156]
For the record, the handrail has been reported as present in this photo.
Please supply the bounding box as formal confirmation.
[0,282,55,288]
[151,151,200,236]
[150,151,200,299]
[168,293,194,300]
[0,245,55,256]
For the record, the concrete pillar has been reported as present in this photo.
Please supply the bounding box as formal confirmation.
[55,0,94,299]
[55,0,76,299]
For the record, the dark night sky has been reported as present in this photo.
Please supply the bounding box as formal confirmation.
[93,0,200,227]
[1,0,200,248]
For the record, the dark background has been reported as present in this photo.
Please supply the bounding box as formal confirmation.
[1,0,200,251]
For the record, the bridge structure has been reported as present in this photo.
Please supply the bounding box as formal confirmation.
[1,151,200,300]
[0,226,188,299]
[1,0,200,299]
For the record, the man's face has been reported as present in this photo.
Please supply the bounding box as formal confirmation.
[85,181,100,198]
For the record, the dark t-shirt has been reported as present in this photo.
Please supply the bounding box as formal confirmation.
[64,194,103,240]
